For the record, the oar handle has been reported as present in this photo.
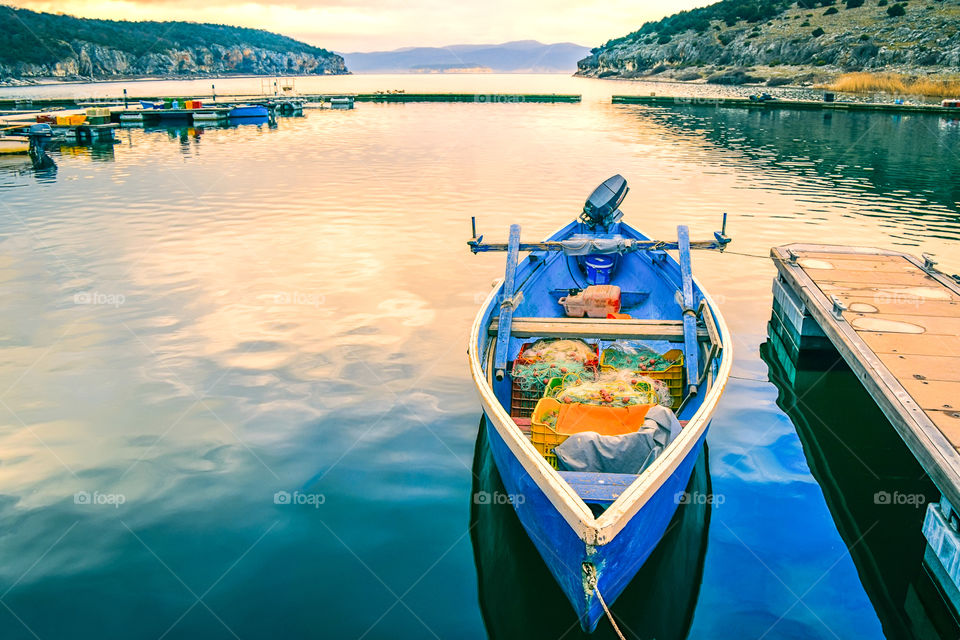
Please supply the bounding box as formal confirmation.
[493,224,521,381]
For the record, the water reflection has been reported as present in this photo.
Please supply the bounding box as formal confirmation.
[761,330,958,639]
[471,417,711,640]
[0,145,56,184]
[2,81,959,637]
[620,105,960,233]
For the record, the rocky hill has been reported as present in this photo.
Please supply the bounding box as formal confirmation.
[577,0,960,85]
[0,6,346,82]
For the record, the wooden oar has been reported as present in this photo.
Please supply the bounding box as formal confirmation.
[677,225,700,397]
[493,224,521,381]
[469,237,728,253]
[468,214,731,255]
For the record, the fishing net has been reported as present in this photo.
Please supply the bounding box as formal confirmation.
[538,405,560,429]
[601,341,678,372]
[511,339,596,394]
[519,339,596,365]
[512,361,588,393]
[552,370,672,408]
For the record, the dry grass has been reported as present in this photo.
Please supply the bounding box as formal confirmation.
[827,72,960,98]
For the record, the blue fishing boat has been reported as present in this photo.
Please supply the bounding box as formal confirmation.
[467,175,733,633]
[228,105,269,118]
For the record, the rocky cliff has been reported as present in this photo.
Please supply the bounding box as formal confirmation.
[0,6,347,81]
[577,0,960,84]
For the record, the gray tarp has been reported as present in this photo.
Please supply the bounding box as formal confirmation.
[559,236,630,255]
[554,405,683,474]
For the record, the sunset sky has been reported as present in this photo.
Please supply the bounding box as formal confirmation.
[7,0,714,52]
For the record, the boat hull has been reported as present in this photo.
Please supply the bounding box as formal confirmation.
[483,408,708,631]
[0,139,29,155]
[228,106,269,118]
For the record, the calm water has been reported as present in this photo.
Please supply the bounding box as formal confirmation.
[1,75,959,639]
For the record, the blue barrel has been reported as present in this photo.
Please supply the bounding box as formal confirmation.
[584,255,615,285]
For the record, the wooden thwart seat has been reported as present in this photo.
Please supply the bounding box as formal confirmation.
[489,317,709,342]
[558,471,639,504]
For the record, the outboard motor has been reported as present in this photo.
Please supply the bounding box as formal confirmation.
[580,174,628,230]
[27,123,53,138]
[26,124,56,171]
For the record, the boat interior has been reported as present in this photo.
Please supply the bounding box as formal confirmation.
[475,177,728,515]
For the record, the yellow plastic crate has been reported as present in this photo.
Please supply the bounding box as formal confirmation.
[600,348,685,409]
[85,107,110,117]
[69,115,87,126]
[530,398,567,469]
[56,116,71,126]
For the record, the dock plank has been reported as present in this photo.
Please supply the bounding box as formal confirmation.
[835,296,960,317]
[898,379,960,412]
[812,270,942,286]
[928,411,960,449]
[861,333,960,357]
[798,252,905,262]
[878,354,960,384]
[798,257,918,273]
[849,313,960,336]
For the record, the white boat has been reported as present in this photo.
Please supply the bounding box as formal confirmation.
[0,137,30,155]
[328,96,355,109]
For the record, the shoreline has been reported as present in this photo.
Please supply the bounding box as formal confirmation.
[574,66,960,101]
[0,72,352,89]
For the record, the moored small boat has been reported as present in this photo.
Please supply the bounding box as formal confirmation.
[328,96,355,109]
[467,175,733,633]
[228,105,269,118]
[0,136,30,155]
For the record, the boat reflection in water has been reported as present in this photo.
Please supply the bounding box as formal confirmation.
[762,327,960,639]
[470,416,711,640]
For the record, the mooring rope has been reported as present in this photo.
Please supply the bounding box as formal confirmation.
[594,585,627,640]
[584,564,627,640]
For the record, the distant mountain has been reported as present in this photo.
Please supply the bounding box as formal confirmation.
[0,6,347,82]
[342,41,591,73]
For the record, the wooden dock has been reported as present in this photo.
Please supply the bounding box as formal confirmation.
[770,243,960,609]
[56,123,119,142]
[0,93,580,112]
[353,93,580,103]
[613,94,960,115]
[117,107,232,124]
